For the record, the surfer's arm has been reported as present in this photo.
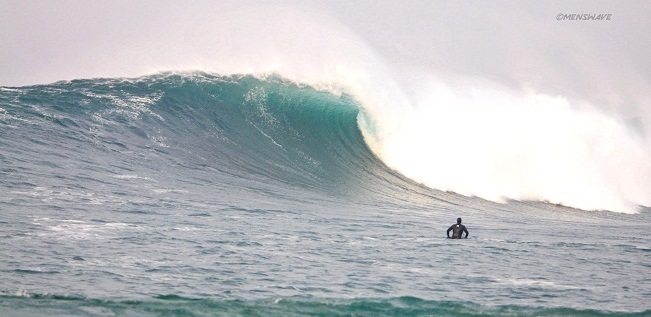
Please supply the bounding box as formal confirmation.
[446,225,453,238]
[462,227,469,238]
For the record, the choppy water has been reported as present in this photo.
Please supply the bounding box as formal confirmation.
[1,74,650,316]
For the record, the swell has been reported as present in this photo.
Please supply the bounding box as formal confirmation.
[0,293,647,317]
[0,73,436,209]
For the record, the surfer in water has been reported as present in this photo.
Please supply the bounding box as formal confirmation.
[447,217,469,239]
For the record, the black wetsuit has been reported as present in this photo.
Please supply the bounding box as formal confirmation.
[447,223,468,239]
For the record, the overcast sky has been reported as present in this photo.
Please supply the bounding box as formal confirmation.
[1,0,649,118]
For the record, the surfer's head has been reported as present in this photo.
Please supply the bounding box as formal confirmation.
[457,217,462,224]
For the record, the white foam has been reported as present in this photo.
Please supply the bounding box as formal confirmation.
[495,278,579,290]
[113,174,153,181]
[33,218,140,240]
[364,76,651,213]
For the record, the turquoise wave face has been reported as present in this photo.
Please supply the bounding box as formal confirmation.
[0,73,435,210]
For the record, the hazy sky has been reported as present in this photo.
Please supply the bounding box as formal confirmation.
[1,1,650,119]
[2,1,649,111]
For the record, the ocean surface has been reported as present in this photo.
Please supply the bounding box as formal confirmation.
[1,73,650,316]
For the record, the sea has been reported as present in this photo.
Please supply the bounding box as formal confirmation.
[1,73,650,316]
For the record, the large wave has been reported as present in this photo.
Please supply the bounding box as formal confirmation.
[0,74,441,211]
[2,3,650,213]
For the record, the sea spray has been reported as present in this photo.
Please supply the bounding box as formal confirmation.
[362,76,651,213]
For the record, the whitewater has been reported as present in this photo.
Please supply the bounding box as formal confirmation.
[1,1,651,316]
